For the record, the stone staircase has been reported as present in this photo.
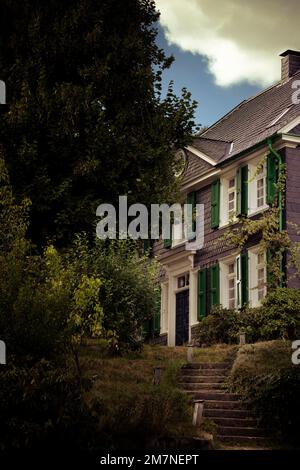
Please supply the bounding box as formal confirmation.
[179,361,271,446]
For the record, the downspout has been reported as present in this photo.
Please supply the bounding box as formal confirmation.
[267,137,283,232]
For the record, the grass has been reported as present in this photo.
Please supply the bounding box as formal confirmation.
[77,343,236,450]
[230,340,293,380]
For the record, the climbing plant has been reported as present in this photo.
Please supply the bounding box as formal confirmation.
[221,160,289,288]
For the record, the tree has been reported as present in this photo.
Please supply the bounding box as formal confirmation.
[0,0,197,246]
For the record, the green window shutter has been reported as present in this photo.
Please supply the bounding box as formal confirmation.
[240,252,249,305]
[187,191,197,240]
[153,312,161,334]
[163,223,172,249]
[210,264,220,306]
[198,268,207,320]
[211,180,220,228]
[143,320,150,337]
[236,165,248,217]
[267,154,277,204]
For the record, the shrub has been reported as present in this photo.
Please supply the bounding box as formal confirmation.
[198,306,239,346]
[229,341,300,444]
[0,360,99,451]
[259,288,300,340]
[69,236,160,353]
[198,288,300,346]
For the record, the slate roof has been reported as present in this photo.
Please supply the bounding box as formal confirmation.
[183,149,213,185]
[193,69,300,164]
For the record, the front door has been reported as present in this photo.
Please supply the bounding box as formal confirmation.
[175,290,189,346]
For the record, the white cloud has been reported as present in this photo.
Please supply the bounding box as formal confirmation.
[156,0,300,87]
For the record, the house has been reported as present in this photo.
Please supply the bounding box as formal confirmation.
[154,50,300,347]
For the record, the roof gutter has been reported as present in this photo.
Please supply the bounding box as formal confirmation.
[216,133,281,169]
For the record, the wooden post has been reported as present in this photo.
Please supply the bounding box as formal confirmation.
[187,346,193,363]
[239,333,246,346]
[192,400,204,426]
[153,366,162,385]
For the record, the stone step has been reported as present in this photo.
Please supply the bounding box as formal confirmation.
[180,382,224,391]
[203,408,253,419]
[181,368,228,376]
[210,417,258,427]
[203,400,246,410]
[182,362,231,370]
[179,375,226,383]
[219,436,270,445]
[185,391,239,401]
[217,426,267,438]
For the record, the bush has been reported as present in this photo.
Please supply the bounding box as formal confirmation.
[259,288,300,340]
[198,288,300,346]
[198,306,240,346]
[229,341,300,445]
[0,360,99,451]
[68,236,160,353]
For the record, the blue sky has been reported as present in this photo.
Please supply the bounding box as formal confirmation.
[157,26,262,128]
[155,0,300,129]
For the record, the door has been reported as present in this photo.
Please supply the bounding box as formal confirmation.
[175,290,189,346]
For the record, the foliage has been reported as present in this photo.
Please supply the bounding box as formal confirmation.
[0,346,193,451]
[258,288,300,340]
[229,341,300,445]
[198,306,240,346]
[80,345,192,450]
[198,288,300,345]
[0,0,197,246]
[68,237,161,353]
[221,163,288,288]
[0,360,99,451]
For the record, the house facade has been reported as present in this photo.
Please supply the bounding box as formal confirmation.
[154,50,300,347]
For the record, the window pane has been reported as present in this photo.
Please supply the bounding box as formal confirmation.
[228,263,234,274]
[257,177,265,207]
[258,253,264,265]
[178,276,185,288]
[229,178,235,188]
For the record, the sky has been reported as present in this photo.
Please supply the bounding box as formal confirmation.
[156,0,300,127]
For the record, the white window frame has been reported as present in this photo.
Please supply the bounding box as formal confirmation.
[248,247,267,307]
[248,157,269,216]
[220,254,238,309]
[220,170,238,227]
[172,210,187,248]
[236,254,242,309]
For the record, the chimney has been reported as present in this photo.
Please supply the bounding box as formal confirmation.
[280,50,300,83]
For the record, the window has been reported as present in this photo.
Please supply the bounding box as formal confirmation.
[257,252,266,301]
[228,262,236,309]
[220,258,236,309]
[219,172,237,227]
[228,178,236,219]
[248,248,267,306]
[256,166,266,208]
[248,159,268,215]
[177,273,189,289]
[172,220,186,248]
